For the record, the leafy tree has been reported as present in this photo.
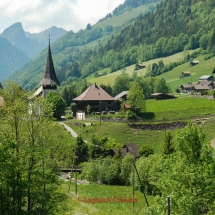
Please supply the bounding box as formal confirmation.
[75,135,89,164]
[151,123,215,215]
[154,78,169,94]
[45,92,66,120]
[139,145,154,157]
[112,73,129,96]
[127,81,146,114]
[0,82,74,214]
[163,131,175,157]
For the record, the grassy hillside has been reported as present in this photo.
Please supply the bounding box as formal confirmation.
[87,50,198,86]
[95,3,159,29]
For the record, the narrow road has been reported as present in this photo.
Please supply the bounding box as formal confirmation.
[58,121,78,138]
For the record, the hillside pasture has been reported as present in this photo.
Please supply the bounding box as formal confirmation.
[87,50,198,86]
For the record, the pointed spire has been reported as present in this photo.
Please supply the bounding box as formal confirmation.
[39,34,60,86]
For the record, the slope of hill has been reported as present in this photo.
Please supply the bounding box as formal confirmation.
[0,36,29,81]
[8,1,162,90]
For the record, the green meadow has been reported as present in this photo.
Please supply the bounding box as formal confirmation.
[87,50,215,94]
[62,182,153,215]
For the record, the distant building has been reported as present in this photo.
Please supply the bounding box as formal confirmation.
[190,60,199,67]
[180,84,192,93]
[109,143,139,158]
[151,93,176,100]
[180,71,191,78]
[192,84,210,93]
[137,64,146,69]
[199,75,214,82]
[73,83,115,118]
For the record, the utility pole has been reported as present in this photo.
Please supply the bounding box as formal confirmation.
[99,101,102,126]
[167,196,171,215]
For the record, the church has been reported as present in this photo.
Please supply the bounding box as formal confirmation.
[34,37,60,98]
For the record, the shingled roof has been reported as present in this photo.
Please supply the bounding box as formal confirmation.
[39,40,60,86]
[73,83,115,101]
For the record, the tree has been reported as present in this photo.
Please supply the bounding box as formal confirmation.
[75,135,89,164]
[154,78,169,94]
[163,131,175,157]
[86,23,92,30]
[127,82,146,114]
[0,82,74,214]
[112,74,129,96]
[45,92,66,120]
[150,123,215,215]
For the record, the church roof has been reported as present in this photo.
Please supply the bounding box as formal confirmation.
[39,41,60,86]
[73,83,115,101]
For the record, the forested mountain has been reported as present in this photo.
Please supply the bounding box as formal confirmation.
[0,36,29,81]
[8,0,215,91]
[8,0,161,90]
[1,22,67,59]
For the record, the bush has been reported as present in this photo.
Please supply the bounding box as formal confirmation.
[139,145,154,157]
[126,110,138,118]
[65,114,73,119]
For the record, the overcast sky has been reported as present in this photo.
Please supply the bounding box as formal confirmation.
[0,0,125,33]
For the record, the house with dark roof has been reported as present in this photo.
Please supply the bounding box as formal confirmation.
[73,83,115,117]
[151,93,176,100]
[109,143,139,158]
[34,37,60,98]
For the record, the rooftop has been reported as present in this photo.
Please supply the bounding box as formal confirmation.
[73,83,115,101]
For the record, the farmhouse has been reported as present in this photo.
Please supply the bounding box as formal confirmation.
[192,84,210,93]
[151,93,176,100]
[73,83,115,118]
[199,75,214,82]
[109,143,139,158]
[180,84,192,93]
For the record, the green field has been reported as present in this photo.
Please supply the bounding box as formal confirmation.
[65,96,215,151]
[62,181,154,215]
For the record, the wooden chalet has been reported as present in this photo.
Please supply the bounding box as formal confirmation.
[109,143,139,159]
[192,84,210,93]
[151,93,176,100]
[73,83,115,115]
[180,71,190,78]
[199,75,214,82]
[34,37,60,98]
[180,84,192,93]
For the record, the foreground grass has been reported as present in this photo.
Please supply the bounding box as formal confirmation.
[62,182,154,215]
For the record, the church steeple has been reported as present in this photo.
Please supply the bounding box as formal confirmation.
[39,34,60,86]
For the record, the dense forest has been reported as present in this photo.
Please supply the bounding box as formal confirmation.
[0,36,29,81]
[8,0,215,91]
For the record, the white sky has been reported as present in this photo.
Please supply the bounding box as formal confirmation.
[0,0,125,33]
